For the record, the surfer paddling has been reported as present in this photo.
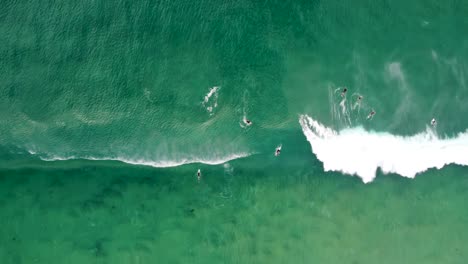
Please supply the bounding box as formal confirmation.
[352,94,363,110]
[367,110,376,120]
[197,169,201,182]
[275,145,281,156]
[244,118,252,126]
[341,87,348,97]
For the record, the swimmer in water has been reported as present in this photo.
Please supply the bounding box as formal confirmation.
[241,116,252,127]
[197,169,201,181]
[367,110,376,119]
[431,118,437,126]
[341,87,348,97]
[352,95,363,110]
[275,146,281,156]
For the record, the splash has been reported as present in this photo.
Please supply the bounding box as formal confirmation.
[202,86,220,114]
[299,114,468,183]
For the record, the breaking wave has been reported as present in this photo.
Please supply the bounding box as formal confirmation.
[33,152,252,168]
[299,114,468,183]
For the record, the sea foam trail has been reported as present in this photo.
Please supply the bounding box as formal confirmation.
[35,152,251,168]
[109,153,251,168]
[299,115,468,183]
[202,86,220,114]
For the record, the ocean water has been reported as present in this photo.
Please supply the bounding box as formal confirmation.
[1,1,468,263]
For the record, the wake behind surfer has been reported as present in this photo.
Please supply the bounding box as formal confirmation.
[341,87,348,97]
[367,110,375,119]
[352,94,363,110]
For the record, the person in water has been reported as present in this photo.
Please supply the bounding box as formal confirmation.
[197,169,201,181]
[431,118,437,126]
[341,87,348,97]
[367,110,375,119]
[242,116,252,127]
[275,148,281,156]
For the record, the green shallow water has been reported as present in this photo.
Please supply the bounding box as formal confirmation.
[1,0,468,262]
[1,161,468,263]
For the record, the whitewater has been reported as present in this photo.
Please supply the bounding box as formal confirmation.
[299,114,468,183]
[33,152,252,169]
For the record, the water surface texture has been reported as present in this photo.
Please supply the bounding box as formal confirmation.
[1,1,468,263]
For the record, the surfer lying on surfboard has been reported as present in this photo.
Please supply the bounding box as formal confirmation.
[275,145,281,156]
[341,87,348,97]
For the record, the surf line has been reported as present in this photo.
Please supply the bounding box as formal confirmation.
[299,114,468,183]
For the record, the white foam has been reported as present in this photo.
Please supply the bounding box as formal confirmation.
[329,86,352,126]
[388,62,405,82]
[202,86,220,114]
[36,152,251,168]
[240,115,253,128]
[299,114,468,183]
[112,153,250,168]
[274,145,282,156]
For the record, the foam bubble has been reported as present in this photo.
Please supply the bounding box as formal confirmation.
[299,114,468,183]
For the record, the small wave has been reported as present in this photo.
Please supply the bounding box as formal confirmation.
[35,152,251,168]
[299,114,468,183]
[202,86,220,114]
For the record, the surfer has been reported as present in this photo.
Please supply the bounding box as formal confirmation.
[431,118,437,126]
[241,117,252,128]
[197,169,201,181]
[352,95,363,110]
[367,110,375,119]
[341,87,348,97]
[275,146,281,156]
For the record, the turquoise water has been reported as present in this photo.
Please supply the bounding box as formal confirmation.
[1,1,468,263]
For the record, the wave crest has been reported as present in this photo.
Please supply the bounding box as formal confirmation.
[36,152,251,168]
[299,114,468,183]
